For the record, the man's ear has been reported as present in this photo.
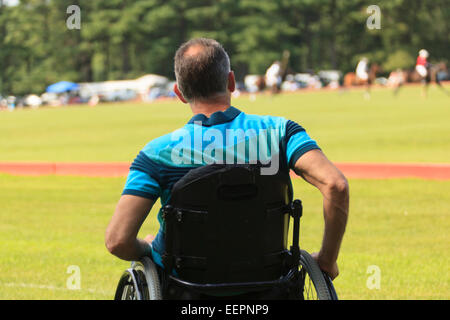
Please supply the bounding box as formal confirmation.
[228,71,236,93]
[173,84,188,104]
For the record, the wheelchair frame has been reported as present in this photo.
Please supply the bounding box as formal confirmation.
[114,199,338,300]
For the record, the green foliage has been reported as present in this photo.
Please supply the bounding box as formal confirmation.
[0,0,448,96]
[383,50,415,72]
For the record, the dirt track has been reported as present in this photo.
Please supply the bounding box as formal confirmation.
[0,162,449,180]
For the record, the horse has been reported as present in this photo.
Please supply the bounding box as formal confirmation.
[343,63,381,87]
[392,62,448,97]
[342,63,382,99]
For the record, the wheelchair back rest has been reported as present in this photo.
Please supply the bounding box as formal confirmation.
[163,164,295,284]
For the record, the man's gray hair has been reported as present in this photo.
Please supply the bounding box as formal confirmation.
[174,38,231,101]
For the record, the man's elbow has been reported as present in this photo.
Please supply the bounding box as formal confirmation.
[105,232,131,258]
[326,175,349,202]
[332,176,349,195]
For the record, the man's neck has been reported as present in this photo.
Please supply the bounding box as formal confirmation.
[189,95,231,118]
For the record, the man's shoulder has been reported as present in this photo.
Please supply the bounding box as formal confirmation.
[238,111,307,142]
[237,112,287,124]
[139,127,187,160]
[237,111,288,131]
[137,110,292,157]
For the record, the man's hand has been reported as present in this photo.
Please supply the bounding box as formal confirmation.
[311,252,339,280]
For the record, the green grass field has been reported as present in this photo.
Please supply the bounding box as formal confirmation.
[0,175,448,299]
[1,86,449,163]
[0,86,449,299]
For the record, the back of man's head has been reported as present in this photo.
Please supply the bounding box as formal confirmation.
[174,38,231,102]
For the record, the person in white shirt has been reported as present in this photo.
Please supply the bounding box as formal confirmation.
[265,61,282,93]
[356,57,369,82]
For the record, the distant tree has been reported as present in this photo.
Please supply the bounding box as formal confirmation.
[0,0,448,96]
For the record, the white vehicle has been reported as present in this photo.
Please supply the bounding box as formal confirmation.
[25,94,42,108]
[79,74,169,102]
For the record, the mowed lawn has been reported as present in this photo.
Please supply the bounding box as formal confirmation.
[0,174,448,299]
[0,85,449,163]
[0,85,449,300]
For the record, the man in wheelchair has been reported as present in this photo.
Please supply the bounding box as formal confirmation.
[105,38,349,300]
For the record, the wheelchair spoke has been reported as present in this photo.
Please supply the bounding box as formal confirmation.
[120,277,139,300]
[300,266,319,300]
[305,275,318,300]
[115,258,162,300]
[298,251,337,300]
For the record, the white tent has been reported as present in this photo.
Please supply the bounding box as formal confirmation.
[78,74,169,101]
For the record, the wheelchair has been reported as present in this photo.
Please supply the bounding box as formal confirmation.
[115,164,338,300]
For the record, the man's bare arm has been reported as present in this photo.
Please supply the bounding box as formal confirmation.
[105,195,155,261]
[293,149,349,279]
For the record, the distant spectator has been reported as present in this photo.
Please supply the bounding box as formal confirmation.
[60,93,69,106]
[88,94,100,107]
[7,96,16,111]
[0,97,7,110]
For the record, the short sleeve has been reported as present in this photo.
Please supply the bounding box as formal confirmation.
[122,151,161,200]
[284,120,320,168]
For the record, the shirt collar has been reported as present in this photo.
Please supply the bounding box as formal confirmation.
[187,106,241,127]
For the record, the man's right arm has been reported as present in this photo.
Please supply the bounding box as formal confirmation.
[293,149,349,279]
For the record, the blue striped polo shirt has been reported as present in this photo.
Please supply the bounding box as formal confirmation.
[122,106,320,267]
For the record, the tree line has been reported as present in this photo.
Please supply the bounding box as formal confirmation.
[0,0,448,96]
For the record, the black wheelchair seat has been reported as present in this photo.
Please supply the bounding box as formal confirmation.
[161,163,303,296]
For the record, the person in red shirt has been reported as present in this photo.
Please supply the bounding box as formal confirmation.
[415,49,429,79]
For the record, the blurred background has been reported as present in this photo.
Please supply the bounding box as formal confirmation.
[0,0,448,106]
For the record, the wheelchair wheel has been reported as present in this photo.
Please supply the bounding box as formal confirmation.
[114,269,143,300]
[299,250,339,300]
[114,257,162,300]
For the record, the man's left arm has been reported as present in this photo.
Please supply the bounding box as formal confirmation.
[105,195,155,261]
